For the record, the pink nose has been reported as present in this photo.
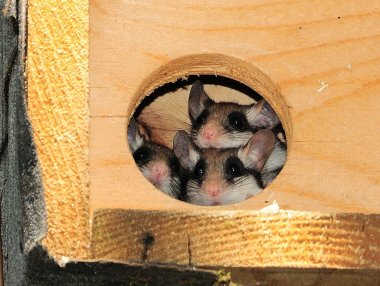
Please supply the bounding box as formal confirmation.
[151,162,168,184]
[201,126,217,141]
[206,186,220,197]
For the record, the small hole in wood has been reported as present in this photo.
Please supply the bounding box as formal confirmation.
[127,54,291,207]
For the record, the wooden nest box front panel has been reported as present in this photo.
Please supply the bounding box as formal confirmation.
[27,0,380,269]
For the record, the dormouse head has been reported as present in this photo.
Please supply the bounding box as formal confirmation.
[188,80,279,148]
[128,118,181,198]
[173,129,275,206]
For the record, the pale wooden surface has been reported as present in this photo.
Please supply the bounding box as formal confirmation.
[90,0,380,213]
[89,0,380,267]
[28,0,91,260]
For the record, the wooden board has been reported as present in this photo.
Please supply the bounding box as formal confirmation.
[27,0,380,270]
[89,0,380,267]
[27,0,91,260]
[92,210,380,268]
[90,0,380,213]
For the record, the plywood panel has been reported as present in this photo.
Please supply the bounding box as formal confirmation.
[90,0,380,213]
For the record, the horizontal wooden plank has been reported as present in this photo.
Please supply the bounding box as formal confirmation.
[92,209,380,268]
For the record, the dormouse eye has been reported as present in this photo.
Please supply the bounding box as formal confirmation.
[193,160,206,180]
[228,163,241,176]
[225,157,244,180]
[133,146,152,166]
[195,110,209,126]
[228,112,248,131]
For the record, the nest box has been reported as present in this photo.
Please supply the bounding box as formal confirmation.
[26,0,380,274]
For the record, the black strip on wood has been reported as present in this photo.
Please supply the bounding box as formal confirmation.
[25,246,215,286]
[1,0,46,285]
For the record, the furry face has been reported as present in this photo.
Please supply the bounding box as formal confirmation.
[188,80,280,149]
[173,130,277,206]
[128,118,181,198]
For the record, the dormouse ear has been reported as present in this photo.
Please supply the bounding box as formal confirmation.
[127,118,148,152]
[188,80,214,122]
[173,130,200,171]
[238,129,276,171]
[246,99,280,129]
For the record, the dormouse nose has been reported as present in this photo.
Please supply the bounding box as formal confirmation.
[204,181,221,197]
[150,161,168,183]
[201,124,217,141]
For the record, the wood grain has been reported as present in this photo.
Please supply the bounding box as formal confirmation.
[88,0,380,267]
[90,0,380,213]
[92,209,380,268]
[27,0,91,260]
[27,0,380,269]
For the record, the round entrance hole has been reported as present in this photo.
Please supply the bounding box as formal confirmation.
[127,54,291,207]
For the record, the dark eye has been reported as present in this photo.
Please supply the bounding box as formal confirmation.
[193,160,206,180]
[133,147,152,166]
[228,112,248,131]
[195,110,209,126]
[227,163,242,177]
[225,157,244,180]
